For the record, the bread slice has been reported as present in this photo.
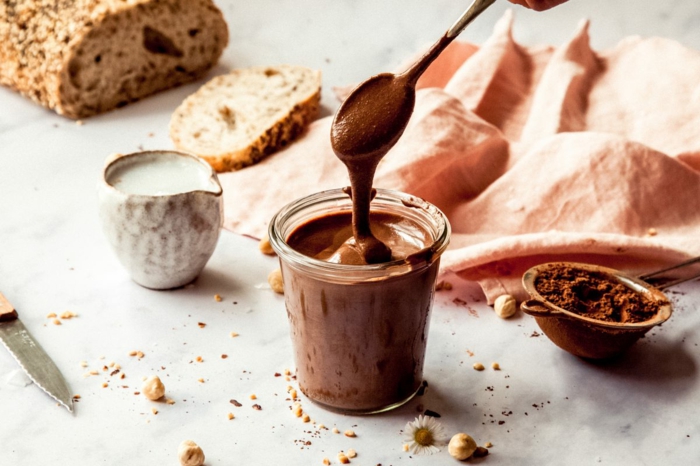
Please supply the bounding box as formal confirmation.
[169,65,322,172]
[0,0,228,119]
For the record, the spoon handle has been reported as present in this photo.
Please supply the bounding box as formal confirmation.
[401,0,496,84]
[447,0,498,39]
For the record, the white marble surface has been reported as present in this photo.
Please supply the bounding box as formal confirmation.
[1,1,700,465]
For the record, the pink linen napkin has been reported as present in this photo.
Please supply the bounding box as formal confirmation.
[218,11,700,303]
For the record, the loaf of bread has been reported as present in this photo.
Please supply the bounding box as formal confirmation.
[169,65,322,173]
[0,0,228,119]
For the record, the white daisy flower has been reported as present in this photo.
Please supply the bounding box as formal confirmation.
[403,414,448,455]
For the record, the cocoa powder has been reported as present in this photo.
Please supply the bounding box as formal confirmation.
[535,265,662,323]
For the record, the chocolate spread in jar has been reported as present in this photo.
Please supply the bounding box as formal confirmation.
[283,210,439,412]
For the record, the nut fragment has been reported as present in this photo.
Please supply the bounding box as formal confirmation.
[344,430,356,438]
[347,448,357,458]
[473,446,489,458]
[493,294,516,319]
[142,375,165,400]
[214,294,222,302]
[178,440,205,466]
[337,453,350,464]
[473,362,485,371]
[492,362,501,370]
[227,412,234,420]
[268,268,284,294]
[258,234,275,255]
[448,433,477,460]
[302,414,311,423]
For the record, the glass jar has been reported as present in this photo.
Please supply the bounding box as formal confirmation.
[269,188,450,414]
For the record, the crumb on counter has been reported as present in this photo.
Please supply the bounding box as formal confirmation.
[473,363,485,371]
[214,294,222,302]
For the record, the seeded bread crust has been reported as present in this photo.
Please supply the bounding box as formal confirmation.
[169,65,322,173]
[0,0,228,119]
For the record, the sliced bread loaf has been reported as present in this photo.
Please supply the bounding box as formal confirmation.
[0,0,228,119]
[169,65,322,172]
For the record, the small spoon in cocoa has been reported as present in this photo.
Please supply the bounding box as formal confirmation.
[330,0,496,264]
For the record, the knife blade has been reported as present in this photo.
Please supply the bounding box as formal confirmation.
[0,292,73,412]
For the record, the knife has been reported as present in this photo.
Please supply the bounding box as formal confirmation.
[0,292,73,412]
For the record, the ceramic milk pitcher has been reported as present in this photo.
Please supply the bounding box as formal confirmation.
[98,150,223,289]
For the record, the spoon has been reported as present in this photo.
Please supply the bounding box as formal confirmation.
[330,0,496,264]
[331,0,497,161]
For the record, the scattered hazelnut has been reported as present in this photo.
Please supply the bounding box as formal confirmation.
[435,280,453,291]
[448,433,477,460]
[493,294,516,319]
[347,448,357,458]
[178,440,205,466]
[484,441,493,448]
[473,362,485,371]
[492,362,501,370]
[302,414,311,423]
[53,319,61,326]
[214,294,222,302]
[344,430,356,438]
[323,459,331,465]
[46,313,57,318]
[337,453,350,464]
[332,427,340,434]
[258,234,275,255]
[142,375,165,400]
[227,412,234,420]
[268,268,284,294]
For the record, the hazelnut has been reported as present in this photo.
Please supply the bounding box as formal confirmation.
[494,294,516,319]
[258,234,276,255]
[178,440,205,466]
[141,375,165,401]
[448,433,477,460]
[268,268,284,294]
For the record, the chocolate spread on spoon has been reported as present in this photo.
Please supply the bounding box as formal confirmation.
[330,35,453,264]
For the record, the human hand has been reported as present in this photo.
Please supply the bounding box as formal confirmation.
[507,0,569,11]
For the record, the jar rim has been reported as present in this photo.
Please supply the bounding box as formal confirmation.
[268,188,451,280]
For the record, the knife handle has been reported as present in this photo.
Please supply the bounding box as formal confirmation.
[0,293,19,322]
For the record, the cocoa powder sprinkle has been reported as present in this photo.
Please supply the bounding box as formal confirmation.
[535,265,664,323]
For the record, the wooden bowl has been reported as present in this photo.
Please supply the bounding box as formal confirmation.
[520,262,673,360]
